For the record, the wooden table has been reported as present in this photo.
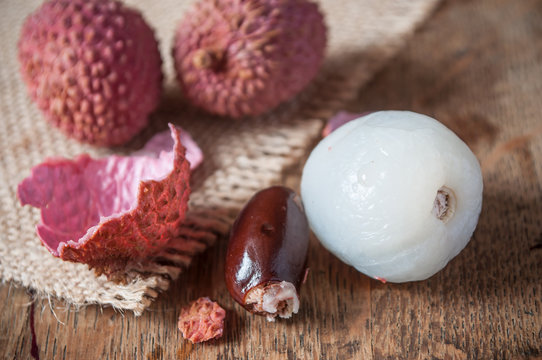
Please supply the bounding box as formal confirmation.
[2,0,542,358]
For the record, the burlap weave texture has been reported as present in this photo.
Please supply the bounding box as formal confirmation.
[0,0,439,315]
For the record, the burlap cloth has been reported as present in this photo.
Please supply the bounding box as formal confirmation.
[0,0,440,315]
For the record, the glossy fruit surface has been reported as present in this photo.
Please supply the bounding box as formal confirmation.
[225,186,309,320]
[301,111,483,282]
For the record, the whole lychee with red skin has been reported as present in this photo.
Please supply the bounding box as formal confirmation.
[172,0,327,118]
[18,0,162,146]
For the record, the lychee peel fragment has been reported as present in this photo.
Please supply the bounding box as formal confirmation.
[178,297,226,343]
[17,125,197,277]
[323,111,370,137]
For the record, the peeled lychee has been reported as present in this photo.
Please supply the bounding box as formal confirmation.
[172,0,327,118]
[18,0,162,146]
[301,111,483,283]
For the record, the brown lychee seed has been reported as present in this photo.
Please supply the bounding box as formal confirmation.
[225,186,310,321]
[172,0,327,118]
[18,0,163,146]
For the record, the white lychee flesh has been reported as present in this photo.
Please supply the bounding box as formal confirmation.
[301,111,483,282]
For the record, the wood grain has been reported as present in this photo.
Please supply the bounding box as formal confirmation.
[1,0,542,359]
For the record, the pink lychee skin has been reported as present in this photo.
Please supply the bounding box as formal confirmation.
[178,297,226,343]
[18,0,162,146]
[172,0,327,118]
[17,125,192,278]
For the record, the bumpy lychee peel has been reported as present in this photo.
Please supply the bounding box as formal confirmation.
[18,0,162,146]
[301,111,483,283]
[138,127,204,170]
[172,0,326,118]
[178,297,226,343]
[322,111,371,137]
[17,125,199,277]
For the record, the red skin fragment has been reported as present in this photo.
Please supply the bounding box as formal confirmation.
[322,111,371,137]
[178,297,226,343]
[17,124,198,278]
[138,128,203,170]
[302,268,310,285]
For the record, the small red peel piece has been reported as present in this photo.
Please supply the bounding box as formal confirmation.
[17,124,199,278]
[178,297,226,343]
[322,111,371,137]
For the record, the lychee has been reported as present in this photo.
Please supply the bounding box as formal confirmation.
[301,111,483,283]
[172,0,327,118]
[18,0,162,146]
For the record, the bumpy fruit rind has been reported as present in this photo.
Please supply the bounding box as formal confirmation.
[178,297,226,343]
[18,125,194,278]
[173,0,326,118]
[18,0,162,146]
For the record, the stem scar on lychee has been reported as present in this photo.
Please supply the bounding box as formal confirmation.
[432,186,456,223]
[192,48,225,71]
